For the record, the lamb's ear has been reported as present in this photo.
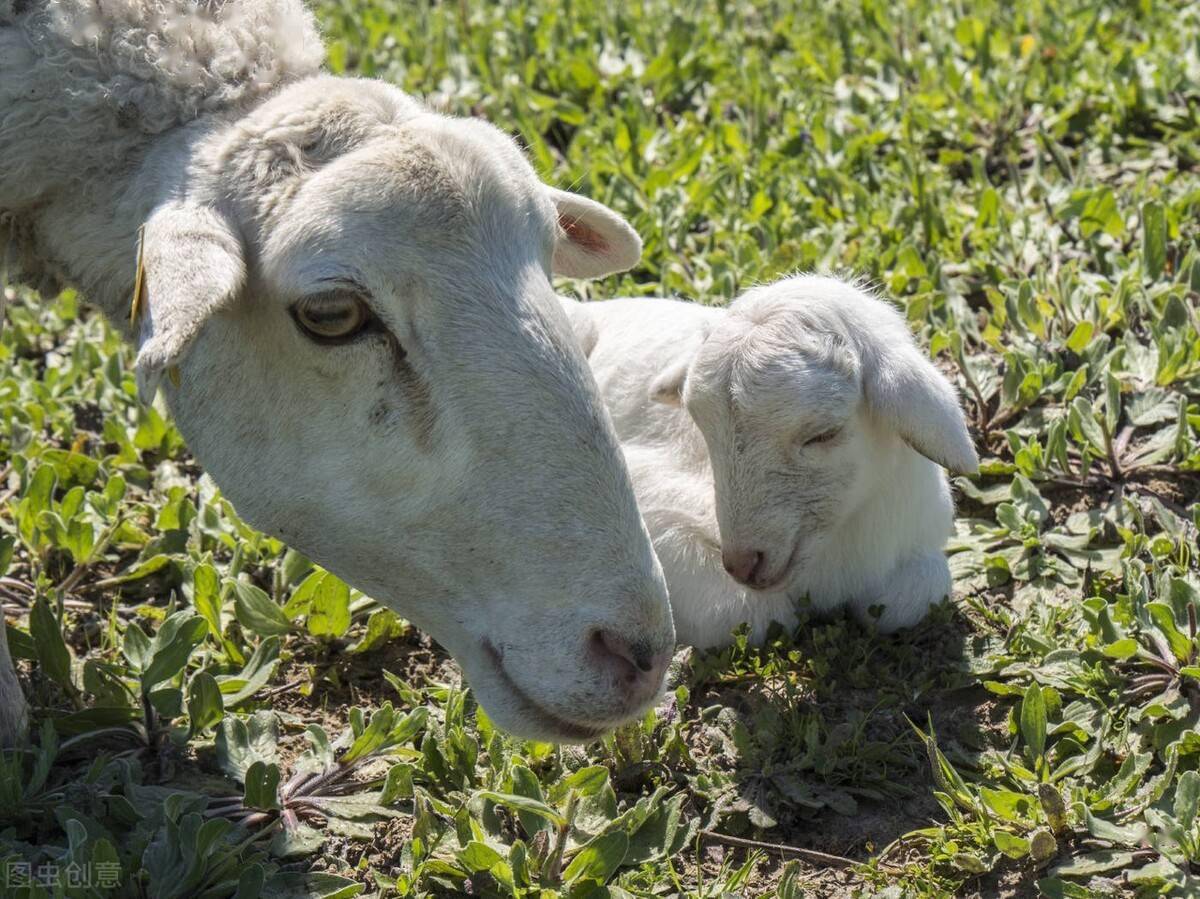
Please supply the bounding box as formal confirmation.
[559,301,600,358]
[649,352,691,406]
[133,202,245,402]
[648,331,707,406]
[549,188,641,279]
[863,342,980,475]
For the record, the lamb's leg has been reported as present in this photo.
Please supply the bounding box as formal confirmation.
[856,552,952,633]
[0,621,29,747]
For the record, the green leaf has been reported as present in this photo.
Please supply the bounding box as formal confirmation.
[1143,201,1167,280]
[1102,638,1138,660]
[1174,770,1199,830]
[1104,372,1121,434]
[122,621,152,672]
[1126,858,1184,885]
[52,705,141,734]
[306,792,399,820]
[187,672,224,735]
[993,830,1030,858]
[1038,783,1069,834]
[473,790,567,828]
[218,635,281,707]
[510,764,552,836]
[262,872,363,899]
[30,596,72,689]
[562,830,629,885]
[304,572,351,638]
[560,765,610,797]
[625,792,690,865]
[217,711,280,781]
[0,535,14,577]
[457,840,505,872]
[341,705,427,763]
[192,563,223,639]
[235,864,267,899]
[979,787,1036,823]
[279,548,313,589]
[1037,876,1100,898]
[1029,828,1058,865]
[1020,683,1047,763]
[234,581,292,637]
[1083,807,1146,846]
[349,608,406,654]
[1051,850,1137,877]
[1064,321,1093,354]
[1146,602,1191,661]
[142,613,208,690]
[270,824,325,859]
[243,760,281,810]
[1069,397,1106,452]
[380,762,414,804]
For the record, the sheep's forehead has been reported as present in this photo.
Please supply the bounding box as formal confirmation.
[232,78,554,248]
[692,313,861,427]
[263,123,556,291]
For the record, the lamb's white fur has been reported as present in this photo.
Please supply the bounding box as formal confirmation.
[0,0,675,744]
[562,276,978,649]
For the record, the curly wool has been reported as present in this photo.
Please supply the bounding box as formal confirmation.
[0,0,324,293]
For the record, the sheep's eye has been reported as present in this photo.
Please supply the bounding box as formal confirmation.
[803,427,842,447]
[292,291,373,343]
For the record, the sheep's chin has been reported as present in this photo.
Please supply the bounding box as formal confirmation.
[475,641,610,743]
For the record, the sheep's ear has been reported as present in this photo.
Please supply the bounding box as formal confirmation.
[549,188,641,279]
[133,203,245,402]
[863,343,979,475]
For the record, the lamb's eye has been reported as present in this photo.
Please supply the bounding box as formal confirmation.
[803,427,842,447]
[292,291,373,343]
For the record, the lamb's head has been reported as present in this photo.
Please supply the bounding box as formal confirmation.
[655,276,978,592]
[130,77,673,742]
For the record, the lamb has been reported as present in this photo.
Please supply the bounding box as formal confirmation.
[0,0,676,745]
[562,275,978,649]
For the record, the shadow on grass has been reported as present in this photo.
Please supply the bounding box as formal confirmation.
[681,601,999,861]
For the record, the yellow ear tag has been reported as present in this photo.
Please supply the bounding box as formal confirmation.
[129,223,147,327]
[168,366,181,388]
[129,223,148,328]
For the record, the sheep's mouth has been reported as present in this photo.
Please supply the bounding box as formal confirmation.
[481,640,608,743]
[747,538,805,592]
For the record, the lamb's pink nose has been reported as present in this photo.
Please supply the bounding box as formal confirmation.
[589,629,671,705]
[723,548,766,586]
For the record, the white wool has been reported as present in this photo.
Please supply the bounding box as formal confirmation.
[0,0,323,293]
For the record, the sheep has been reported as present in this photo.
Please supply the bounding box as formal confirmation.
[561,275,978,649]
[0,0,676,745]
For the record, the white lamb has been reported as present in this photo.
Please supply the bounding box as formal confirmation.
[562,276,979,649]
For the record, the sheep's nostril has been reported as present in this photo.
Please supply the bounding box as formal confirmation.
[590,629,670,692]
[591,628,638,677]
[722,549,765,586]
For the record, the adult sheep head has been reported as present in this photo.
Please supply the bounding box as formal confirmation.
[131,77,674,742]
[654,276,978,593]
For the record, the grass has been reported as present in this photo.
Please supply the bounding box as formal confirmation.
[1,0,1199,895]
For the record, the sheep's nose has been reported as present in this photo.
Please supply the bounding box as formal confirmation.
[723,548,766,587]
[589,629,672,705]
